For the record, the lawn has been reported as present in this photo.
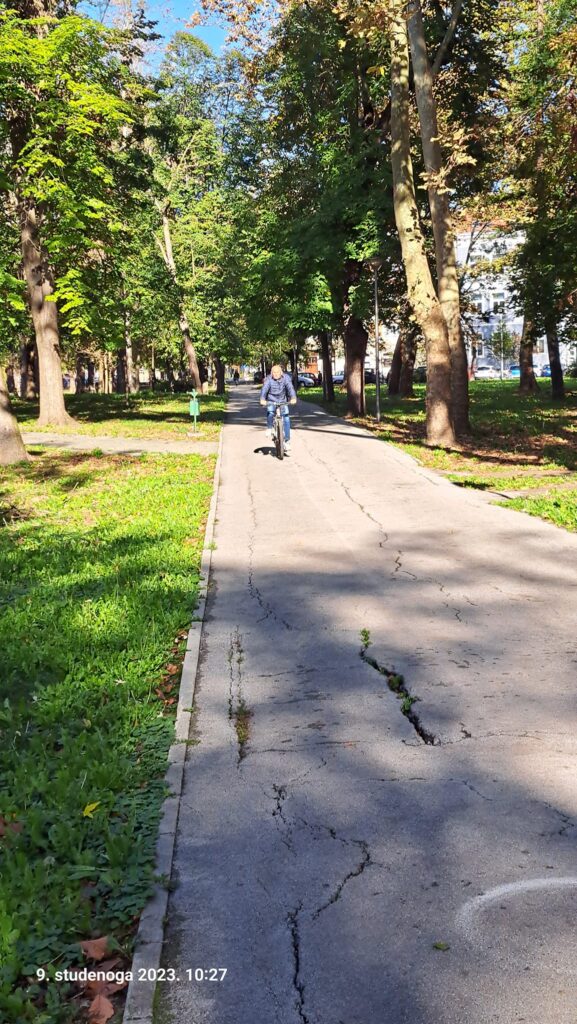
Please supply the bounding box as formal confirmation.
[300,380,577,532]
[0,450,215,1023]
[13,391,226,442]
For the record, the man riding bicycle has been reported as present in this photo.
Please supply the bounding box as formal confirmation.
[260,364,297,454]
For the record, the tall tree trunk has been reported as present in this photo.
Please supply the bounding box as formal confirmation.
[214,355,226,395]
[408,0,469,435]
[75,353,86,394]
[20,199,74,426]
[20,341,37,399]
[389,0,455,447]
[545,320,565,400]
[116,349,127,393]
[157,211,201,389]
[400,324,419,397]
[519,316,538,395]
[124,316,138,393]
[0,367,28,465]
[344,316,368,417]
[318,331,334,402]
[388,332,403,396]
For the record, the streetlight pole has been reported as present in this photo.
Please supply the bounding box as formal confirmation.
[364,257,384,423]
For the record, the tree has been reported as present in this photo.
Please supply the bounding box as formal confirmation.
[389,0,454,446]
[0,5,152,422]
[0,367,28,464]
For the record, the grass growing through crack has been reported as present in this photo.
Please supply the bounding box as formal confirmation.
[359,633,434,744]
[232,698,253,760]
[0,450,214,1022]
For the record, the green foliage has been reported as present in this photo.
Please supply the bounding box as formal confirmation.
[0,451,214,1021]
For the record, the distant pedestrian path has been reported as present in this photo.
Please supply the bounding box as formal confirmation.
[23,431,218,456]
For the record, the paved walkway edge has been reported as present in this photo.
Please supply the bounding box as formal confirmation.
[122,430,224,1024]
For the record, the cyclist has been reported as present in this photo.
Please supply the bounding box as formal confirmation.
[260,364,297,453]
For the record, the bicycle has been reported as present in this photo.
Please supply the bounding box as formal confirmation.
[269,401,289,460]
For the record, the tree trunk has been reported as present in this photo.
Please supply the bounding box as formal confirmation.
[214,355,226,395]
[408,0,469,435]
[545,320,565,400]
[0,367,28,465]
[158,211,202,389]
[388,332,403,396]
[19,199,73,426]
[116,349,127,393]
[389,0,455,447]
[75,353,86,394]
[344,316,368,417]
[20,341,38,399]
[519,317,538,395]
[124,316,138,393]
[319,331,334,402]
[400,324,419,397]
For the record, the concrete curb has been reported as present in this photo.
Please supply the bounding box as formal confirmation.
[122,430,224,1024]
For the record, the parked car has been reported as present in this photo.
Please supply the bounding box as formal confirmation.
[413,366,427,383]
[297,373,317,387]
[539,364,551,377]
[364,369,386,384]
[508,364,521,378]
[474,365,499,379]
[333,372,345,385]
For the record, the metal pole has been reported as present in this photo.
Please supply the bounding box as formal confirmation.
[374,268,381,423]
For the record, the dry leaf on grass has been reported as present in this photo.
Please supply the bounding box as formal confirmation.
[80,936,110,961]
[88,992,115,1023]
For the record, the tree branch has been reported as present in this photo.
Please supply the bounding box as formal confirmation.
[431,0,463,78]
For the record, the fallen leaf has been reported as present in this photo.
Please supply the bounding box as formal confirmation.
[80,936,110,961]
[83,802,101,818]
[165,663,180,675]
[88,993,114,1023]
[433,941,450,951]
[94,957,121,974]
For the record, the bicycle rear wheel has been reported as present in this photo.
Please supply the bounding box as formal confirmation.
[275,414,284,460]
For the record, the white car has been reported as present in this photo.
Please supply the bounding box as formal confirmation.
[474,365,499,380]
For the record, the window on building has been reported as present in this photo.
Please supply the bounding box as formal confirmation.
[471,294,483,313]
[493,293,505,314]
[476,341,484,357]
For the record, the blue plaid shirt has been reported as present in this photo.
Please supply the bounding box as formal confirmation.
[260,373,296,404]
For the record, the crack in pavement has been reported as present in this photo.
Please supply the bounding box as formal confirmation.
[392,550,418,580]
[460,779,493,801]
[227,628,252,763]
[360,646,438,746]
[247,479,293,630]
[301,441,390,546]
[287,903,308,1024]
[312,839,372,919]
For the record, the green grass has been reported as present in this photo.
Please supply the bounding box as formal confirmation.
[0,450,215,1022]
[502,491,577,532]
[300,380,577,531]
[13,391,226,442]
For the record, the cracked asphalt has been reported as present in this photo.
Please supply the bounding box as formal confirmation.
[157,388,577,1024]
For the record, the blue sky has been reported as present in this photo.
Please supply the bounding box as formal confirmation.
[147,0,226,54]
[81,0,227,66]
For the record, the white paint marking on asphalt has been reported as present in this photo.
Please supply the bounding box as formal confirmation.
[456,877,577,938]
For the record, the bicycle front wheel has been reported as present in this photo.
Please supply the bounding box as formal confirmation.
[275,415,284,459]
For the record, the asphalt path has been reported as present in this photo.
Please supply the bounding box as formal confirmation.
[158,388,577,1024]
